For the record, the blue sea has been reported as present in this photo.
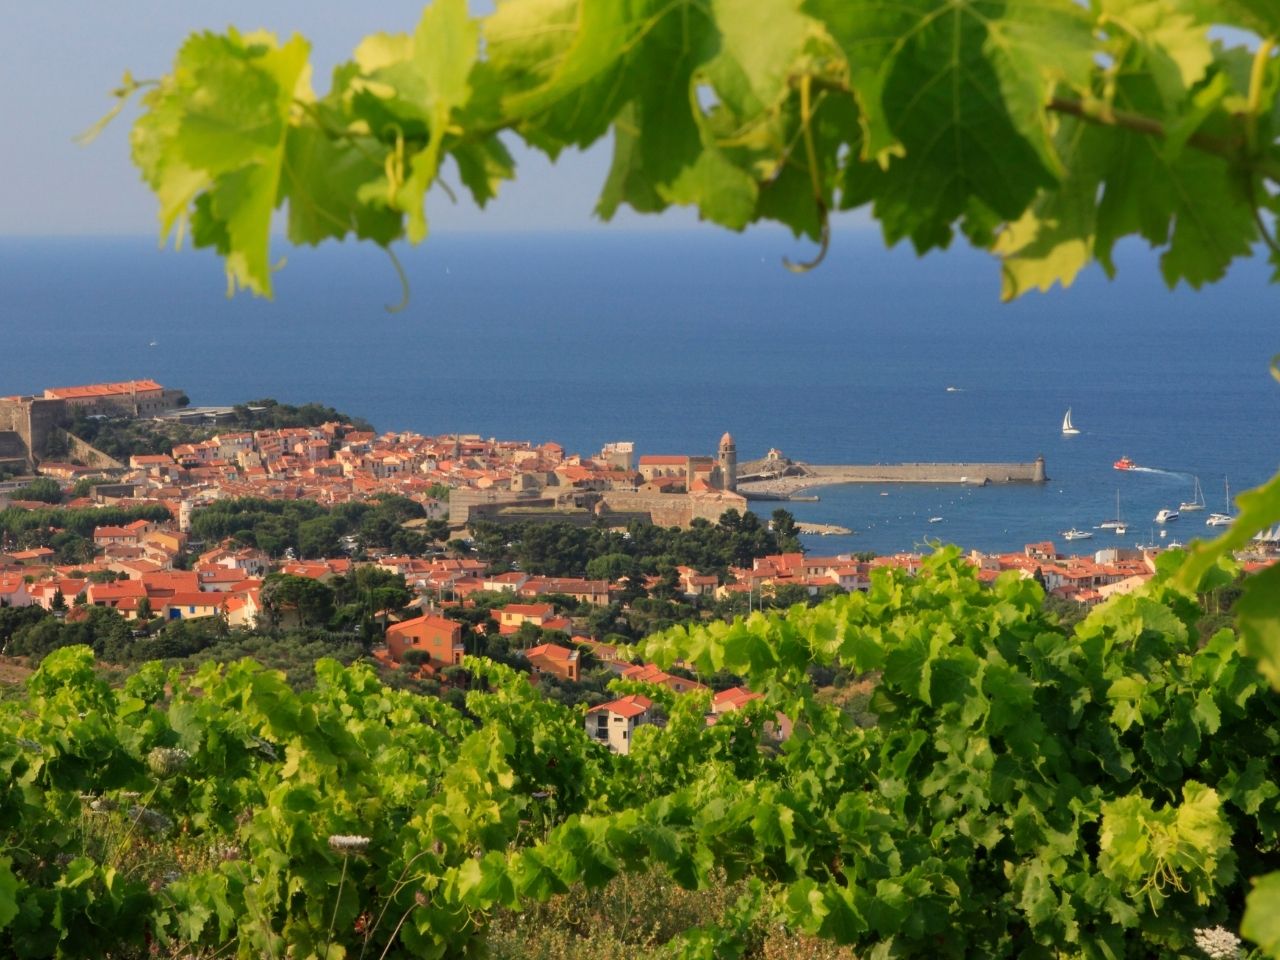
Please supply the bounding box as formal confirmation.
[2,230,1278,556]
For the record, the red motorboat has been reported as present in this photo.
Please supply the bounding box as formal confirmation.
[1114,456,1135,471]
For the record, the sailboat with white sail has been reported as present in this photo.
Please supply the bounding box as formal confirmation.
[1061,408,1080,435]
[1179,476,1206,512]
[1100,489,1127,534]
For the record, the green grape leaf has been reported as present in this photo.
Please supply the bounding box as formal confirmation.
[451,137,516,208]
[132,29,310,296]
[394,0,480,243]
[1099,0,1214,110]
[1215,0,1280,38]
[282,126,402,246]
[1093,69,1256,288]
[1243,871,1280,957]
[486,0,647,148]
[1235,562,1280,689]
[0,857,17,931]
[811,0,1093,249]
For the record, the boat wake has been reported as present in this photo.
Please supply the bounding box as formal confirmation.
[1128,466,1186,477]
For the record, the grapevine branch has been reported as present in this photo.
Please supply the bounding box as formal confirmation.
[1046,96,1280,183]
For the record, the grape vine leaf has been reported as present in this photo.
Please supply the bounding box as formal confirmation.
[809,0,1093,250]
[132,29,310,297]
[1234,561,1280,689]
[1243,871,1280,957]
[0,857,16,931]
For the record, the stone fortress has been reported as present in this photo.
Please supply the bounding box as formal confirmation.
[452,431,748,529]
[0,380,186,472]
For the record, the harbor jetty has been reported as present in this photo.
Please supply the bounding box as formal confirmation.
[738,455,1046,500]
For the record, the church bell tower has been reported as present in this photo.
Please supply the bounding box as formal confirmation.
[718,431,737,492]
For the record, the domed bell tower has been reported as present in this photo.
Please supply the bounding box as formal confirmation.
[718,431,737,492]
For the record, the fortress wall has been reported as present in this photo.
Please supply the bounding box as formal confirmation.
[64,434,125,470]
[599,492,695,528]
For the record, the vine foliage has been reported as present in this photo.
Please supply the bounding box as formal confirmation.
[2,552,1280,957]
[108,0,1280,300]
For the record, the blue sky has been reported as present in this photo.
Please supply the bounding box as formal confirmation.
[0,1,704,235]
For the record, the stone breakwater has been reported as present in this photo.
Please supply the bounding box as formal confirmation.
[739,458,1046,499]
[796,522,853,536]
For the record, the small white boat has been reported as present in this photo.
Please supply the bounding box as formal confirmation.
[1113,522,1128,535]
[1155,508,1179,524]
[1179,476,1205,512]
[945,386,961,392]
[1061,408,1080,436]
[1062,528,1093,540]
[928,516,943,523]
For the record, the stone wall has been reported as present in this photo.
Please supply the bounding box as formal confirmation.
[64,434,126,471]
[805,459,1046,485]
[0,397,70,466]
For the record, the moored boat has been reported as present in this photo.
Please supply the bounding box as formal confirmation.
[1100,490,1125,531]
[1062,528,1093,540]
[1205,478,1234,527]
[1179,476,1205,512]
[1155,508,1179,524]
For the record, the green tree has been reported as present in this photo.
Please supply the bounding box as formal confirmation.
[261,574,335,629]
[18,478,62,504]
[296,516,341,559]
[770,509,801,553]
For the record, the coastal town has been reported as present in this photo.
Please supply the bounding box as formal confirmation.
[2,378,1277,750]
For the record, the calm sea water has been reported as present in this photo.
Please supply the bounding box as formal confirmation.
[2,231,1278,555]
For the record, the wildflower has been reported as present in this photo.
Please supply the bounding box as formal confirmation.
[327,835,372,855]
[414,890,430,907]
[129,805,175,837]
[217,844,242,861]
[147,747,192,778]
[531,791,551,799]
[1194,926,1242,960]
[430,840,444,856]
[89,798,118,813]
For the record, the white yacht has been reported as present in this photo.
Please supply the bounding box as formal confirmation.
[1154,508,1179,524]
[1061,408,1080,435]
[1062,528,1093,540]
[1179,476,1205,512]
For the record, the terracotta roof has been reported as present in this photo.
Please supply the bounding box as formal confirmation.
[587,693,653,719]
